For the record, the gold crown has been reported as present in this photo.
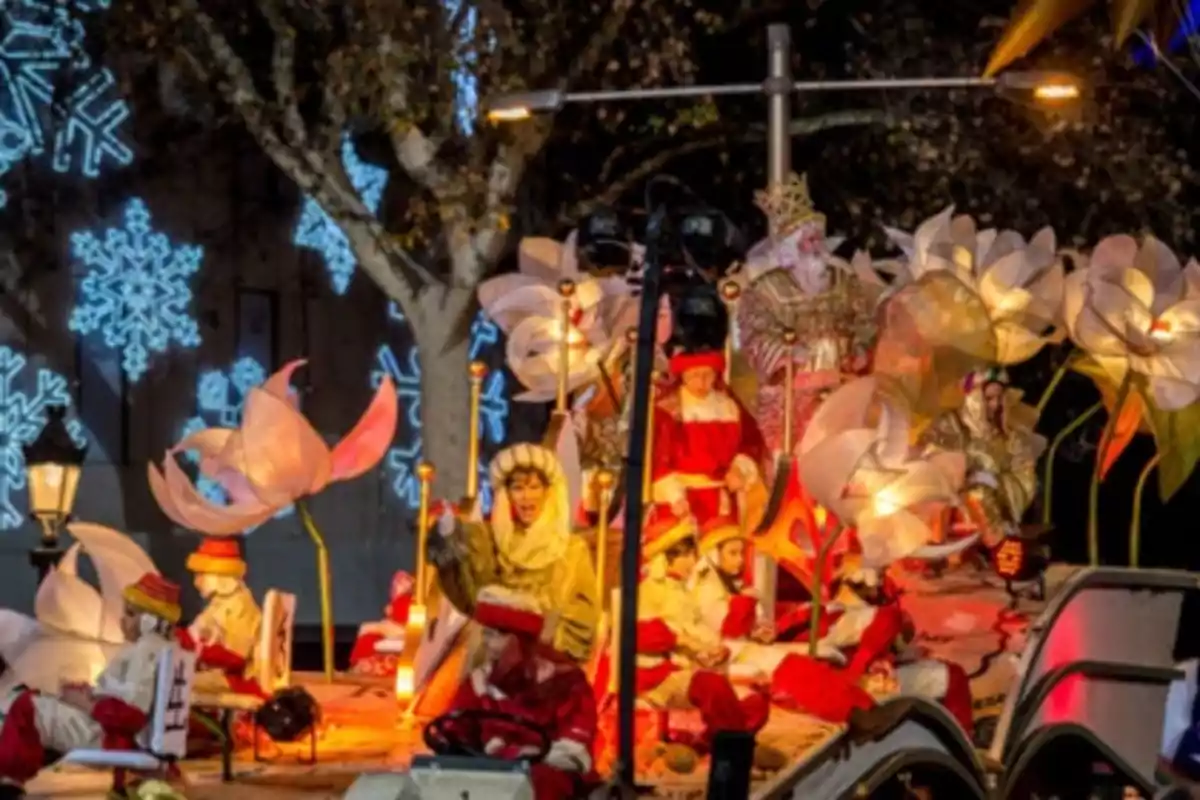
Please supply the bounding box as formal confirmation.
[754,173,825,235]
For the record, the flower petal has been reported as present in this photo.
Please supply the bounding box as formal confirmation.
[236,387,333,500]
[1150,376,1200,412]
[149,457,276,536]
[1089,235,1139,278]
[329,375,399,483]
[262,360,306,408]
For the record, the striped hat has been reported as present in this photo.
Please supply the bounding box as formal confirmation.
[123,572,182,624]
[186,537,247,578]
[642,505,698,560]
[698,516,743,555]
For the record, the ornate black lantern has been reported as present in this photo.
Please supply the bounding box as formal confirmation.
[23,405,86,581]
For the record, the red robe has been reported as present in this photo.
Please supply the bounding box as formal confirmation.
[650,384,766,526]
[176,628,264,697]
[446,658,597,800]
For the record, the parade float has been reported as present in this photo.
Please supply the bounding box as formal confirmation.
[16,181,1200,800]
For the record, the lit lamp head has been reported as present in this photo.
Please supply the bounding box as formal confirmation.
[995,71,1082,106]
[485,89,566,123]
[469,361,488,383]
[23,405,86,546]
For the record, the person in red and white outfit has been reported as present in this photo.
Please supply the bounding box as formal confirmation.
[650,343,766,528]
[348,571,413,677]
[0,573,182,799]
[635,507,772,757]
[443,585,596,800]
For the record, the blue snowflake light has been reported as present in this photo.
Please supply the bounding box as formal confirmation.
[0,346,86,530]
[442,0,479,133]
[293,134,389,295]
[179,356,293,525]
[376,311,509,511]
[0,0,132,206]
[68,198,204,383]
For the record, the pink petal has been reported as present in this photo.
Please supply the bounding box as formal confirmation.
[262,360,307,408]
[148,458,275,536]
[237,387,332,500]
[329,375,399,483]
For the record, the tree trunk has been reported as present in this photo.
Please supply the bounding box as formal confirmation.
[411,287,475,501]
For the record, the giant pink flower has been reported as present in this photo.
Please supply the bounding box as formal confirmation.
[148,360,398,535]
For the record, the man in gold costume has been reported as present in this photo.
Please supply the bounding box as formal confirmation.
[922,368,1046,547]
[428,443,600,663]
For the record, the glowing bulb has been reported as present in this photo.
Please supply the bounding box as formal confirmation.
[408,604,427,628]
[487,107,532,122]
[1033,82,1080,102]
[395,666,415,701]
[872,491,901,517]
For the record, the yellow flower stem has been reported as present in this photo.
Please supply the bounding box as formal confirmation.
[1035,353,1073,417]
[1042,401,1102,526]
[298,499,335,682]
[1129,453,1160,569]
[808,521,845,658]
[1088,374,1133,566]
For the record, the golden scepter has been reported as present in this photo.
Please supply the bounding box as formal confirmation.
[466,361,487,502]
[782,328,798,453]
[556,279,576,415]
[720,280,742,385]
[395,461,435,703]
[594,469,616,600]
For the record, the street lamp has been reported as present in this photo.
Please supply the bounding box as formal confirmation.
[23,405,86,583]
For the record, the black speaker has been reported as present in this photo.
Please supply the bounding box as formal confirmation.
[706,730,755,800]
[254,686,321,742]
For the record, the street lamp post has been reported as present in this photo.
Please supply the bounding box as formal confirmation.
[23,405,86,584]
[485,24,1081,796]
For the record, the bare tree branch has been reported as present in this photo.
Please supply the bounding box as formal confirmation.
[261,0,308,149]
[574,108,892,218]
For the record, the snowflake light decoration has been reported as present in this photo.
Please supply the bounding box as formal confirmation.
[0,346,86,530]
[293,134,389,295]
[68,198,204,383]
[376,310,509,511]
[179,356,293,525]
[442,0,479,133]
[0,0,132,206]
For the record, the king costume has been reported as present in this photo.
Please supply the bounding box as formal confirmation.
[432,443,600,663]
[0,573,182,796]
[445,586,596,800]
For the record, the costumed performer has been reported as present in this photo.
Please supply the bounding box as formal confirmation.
[0,573,182,799]
[772,554,974,734]
[443,585,596,800]
[650,335,766,528]
[635,506,772,758]
[429,442,600,663]
[348,571,413,677]
[176,537,263,696]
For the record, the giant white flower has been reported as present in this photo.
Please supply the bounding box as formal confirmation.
[1063,234,1200,410]
[884,207,1065,364]
[798,377,966,568]
[478,232,643,402]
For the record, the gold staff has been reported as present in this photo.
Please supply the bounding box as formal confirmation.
[415,462,435,606]
[720,280,742,385]
[782,328,798,454]
[594,469,615,601]
[556,279,576,414]
[466,361,487,502]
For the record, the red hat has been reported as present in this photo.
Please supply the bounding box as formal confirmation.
[668,350,725,377]
[473,586,544,639]
[186,537,246,578]
[122,572,182,624]
[698,516,744,555]
[642,504,697,560]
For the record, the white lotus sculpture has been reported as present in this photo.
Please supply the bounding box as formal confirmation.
[881,207,1065,365]
[0,522,157,695]
[478,231,642,402]
[798,376,968,568]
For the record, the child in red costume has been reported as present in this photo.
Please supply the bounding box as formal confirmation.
[636,507,771,756]
[348,571,413,677]
[0,573,182,799]
[443,586,597,800]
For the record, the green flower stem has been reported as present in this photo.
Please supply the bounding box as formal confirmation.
[298,499,335,682]
[808,522,845,658]
[1129,453,1161,569]
[1036,354,1073,417]
[1042,401,1102,526]
[1088,374,1133,566]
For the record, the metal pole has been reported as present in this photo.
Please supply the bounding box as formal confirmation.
[766,24,792,189]
[615,207,669,796]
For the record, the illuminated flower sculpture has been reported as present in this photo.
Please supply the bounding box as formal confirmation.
[478,232,641,402]
[148,359,398,678]
[883,207,1065,365]
[798,376,968,569]
[1061,235,1200,565]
